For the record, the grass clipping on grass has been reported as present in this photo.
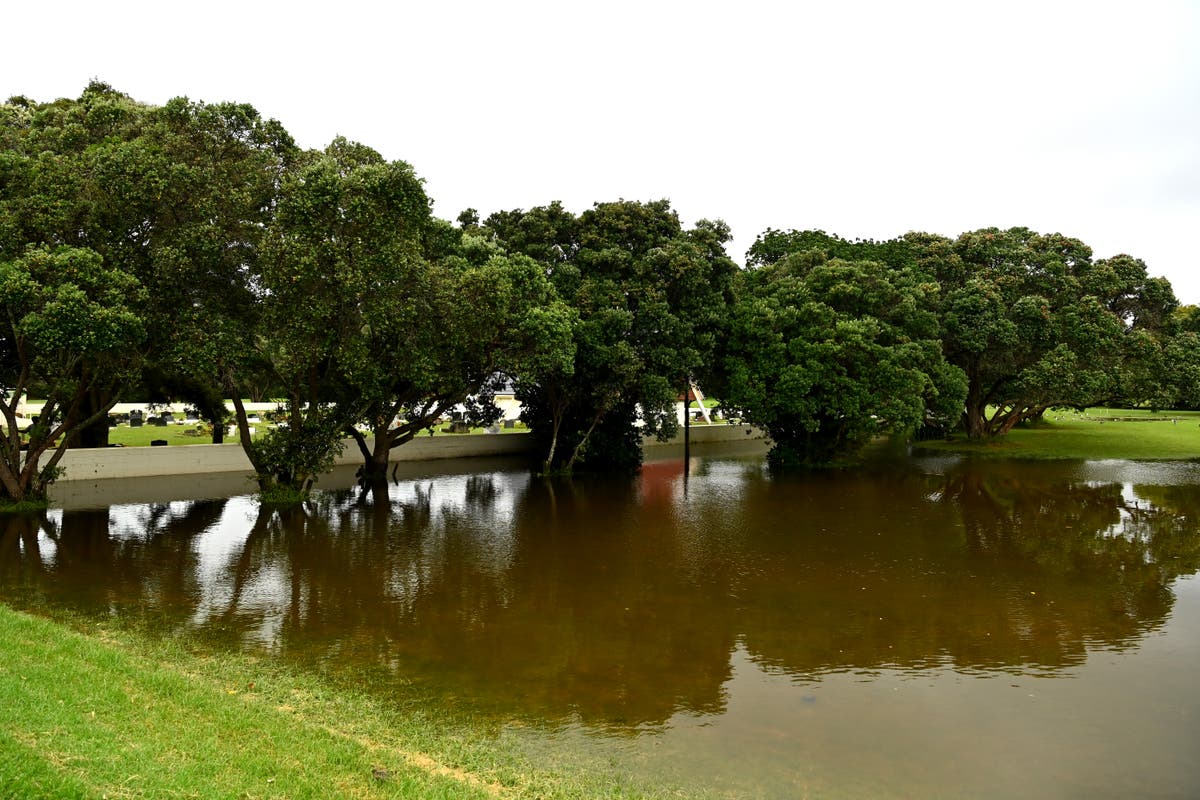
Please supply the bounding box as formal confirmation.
[0,605,512,800]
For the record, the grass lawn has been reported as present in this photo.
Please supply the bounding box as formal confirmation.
[0,604,678,800]
[916,408,1200,460]
[39,422,533,448]
[106,423,223,447]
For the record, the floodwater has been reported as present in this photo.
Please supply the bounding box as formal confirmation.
[4,443,1200,798]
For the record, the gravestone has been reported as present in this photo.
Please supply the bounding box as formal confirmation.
[129,410,144,428]
[161,412,175,424]
[150,439,168,446]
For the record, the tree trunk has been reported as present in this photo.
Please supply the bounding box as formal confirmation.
[364,424,392,482]
[564,411,604,473]
[542,414,562,474]
[229,394,269,491]
[963,371,987,439]
[70,388,112,448]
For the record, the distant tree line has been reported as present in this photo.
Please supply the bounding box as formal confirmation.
[1,84,1196,501]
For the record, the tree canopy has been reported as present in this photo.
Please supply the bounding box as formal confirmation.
[720,249,965,467]
[1,84,1193,502]
[744,226,1183,444]
[483,199,737,473]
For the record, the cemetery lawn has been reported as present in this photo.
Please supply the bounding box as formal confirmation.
[0,604,672,800]
[107,424,225,447]
[916,408,1200,461]
[102,423,530,447]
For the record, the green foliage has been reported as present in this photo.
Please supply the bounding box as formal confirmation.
[4,83,1192,480]
[0,245,147,500]
[338,223,576,478]
[0,497,50,514]
[1,83,291,453]
[722,252,965,467]
[748,226,1183,442]
[236,138,432,492]
[488,200,736,472]
[931,228,1176,436]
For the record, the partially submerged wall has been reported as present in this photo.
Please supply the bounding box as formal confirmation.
[54,424,765,482]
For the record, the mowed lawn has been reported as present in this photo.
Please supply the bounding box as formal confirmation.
[0,605,671,800]
[919,408,1200,460]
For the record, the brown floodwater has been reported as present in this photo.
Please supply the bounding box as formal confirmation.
[4,443,1200,798]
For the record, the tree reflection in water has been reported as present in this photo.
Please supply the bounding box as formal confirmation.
[1,457,1199,733]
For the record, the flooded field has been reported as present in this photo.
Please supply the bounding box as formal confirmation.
[3,444,1200,798]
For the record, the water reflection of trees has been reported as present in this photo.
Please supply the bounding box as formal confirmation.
[0,500,227,621]
[734,464,1200,680]
[2,460,1199,734]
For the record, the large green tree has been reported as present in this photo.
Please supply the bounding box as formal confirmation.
[746,227,1180,439]
[229,138,435,497]
[339,223,575,487]
[484,200,736,473]
[0,246,146,501]
[939,230,1177,437]
[0,83,294,448]
[721,250,965,467]
[131,95,295,443]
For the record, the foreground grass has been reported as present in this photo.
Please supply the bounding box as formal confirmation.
[917,408,1200,460]
[0,605,672,799]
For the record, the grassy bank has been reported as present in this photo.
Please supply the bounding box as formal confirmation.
[916,408,1200,460]
[0,605,671,799]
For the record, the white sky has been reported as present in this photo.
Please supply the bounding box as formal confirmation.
[5,1,1199,301]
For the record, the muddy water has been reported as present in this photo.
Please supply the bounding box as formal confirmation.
[3,446,1200,798]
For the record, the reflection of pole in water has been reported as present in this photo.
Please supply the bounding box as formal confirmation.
[681,379,710,485]
[683,377,691,482]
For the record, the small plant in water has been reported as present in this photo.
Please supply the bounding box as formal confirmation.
[0,497,50,514]
[257,483,309,508]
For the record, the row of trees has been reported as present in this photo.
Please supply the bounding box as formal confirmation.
[1,84,1196,501]
[727,228,1198,466]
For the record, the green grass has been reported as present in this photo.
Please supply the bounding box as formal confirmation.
[0,605,683,799]
[23,421,532,449]
[917,408,1200,460]
[106,423,225,447]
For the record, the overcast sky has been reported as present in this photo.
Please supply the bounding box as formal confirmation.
[5,1,1198,301]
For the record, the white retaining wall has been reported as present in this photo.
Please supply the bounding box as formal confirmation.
[54,424,764,482]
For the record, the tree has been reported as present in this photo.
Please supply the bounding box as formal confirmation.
[228,138,435,498]
[0,84,295,448]
[721,251,965,467]
[132,95,295,443]
[340,224,575,488]
[939,230,1178,437]
[0,84,152,449]
[485,200,736,473]
[1116,307,1200,411]
[0,246,146,502]
[746,226,1181,439]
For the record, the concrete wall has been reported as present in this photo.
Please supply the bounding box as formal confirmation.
[645,423,764,447]
[56,433,538,482]
[54,424,764,482]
